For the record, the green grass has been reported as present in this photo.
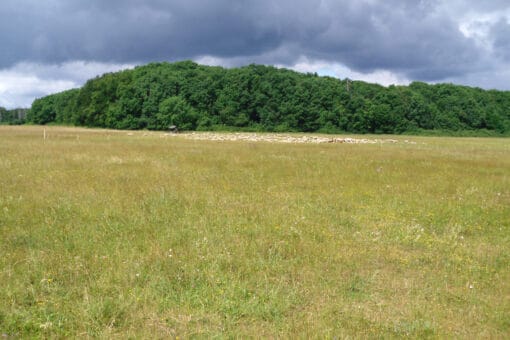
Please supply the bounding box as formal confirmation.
[1,126,509,338]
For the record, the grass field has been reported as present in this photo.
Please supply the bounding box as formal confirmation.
[1,125,509,338]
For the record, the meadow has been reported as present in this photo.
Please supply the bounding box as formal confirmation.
[0,125,509,338]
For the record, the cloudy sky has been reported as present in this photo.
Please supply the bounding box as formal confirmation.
[1,0,510,108]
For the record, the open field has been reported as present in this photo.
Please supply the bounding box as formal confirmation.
[1,125,509,338]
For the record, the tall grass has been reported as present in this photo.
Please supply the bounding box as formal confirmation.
[1,126,509,338]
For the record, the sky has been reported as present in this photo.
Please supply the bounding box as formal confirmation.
[1,0,510,108]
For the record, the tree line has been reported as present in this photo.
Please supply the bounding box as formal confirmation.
[26,61,510,135]
[0,107,28,125]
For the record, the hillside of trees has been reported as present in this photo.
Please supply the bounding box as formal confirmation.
[26,61,510,135]
[0,107,27,125]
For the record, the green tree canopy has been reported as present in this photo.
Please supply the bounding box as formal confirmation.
[26,61,510,135]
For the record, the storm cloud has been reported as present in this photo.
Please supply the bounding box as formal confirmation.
[1,0,509,108]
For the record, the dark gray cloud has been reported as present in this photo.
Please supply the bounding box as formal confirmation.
[0,1,494,77]
[1,0,292,66]
[491,19,510,61]
[300,1,484,79]
[1,0,510,107]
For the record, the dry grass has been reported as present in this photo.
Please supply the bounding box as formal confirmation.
[1,125,509,338]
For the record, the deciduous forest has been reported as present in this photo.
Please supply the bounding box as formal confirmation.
[0,107,27,125]
[26,61,510,135]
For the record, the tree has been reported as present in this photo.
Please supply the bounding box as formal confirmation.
[156,96,198,131]
[24,60,510,135]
